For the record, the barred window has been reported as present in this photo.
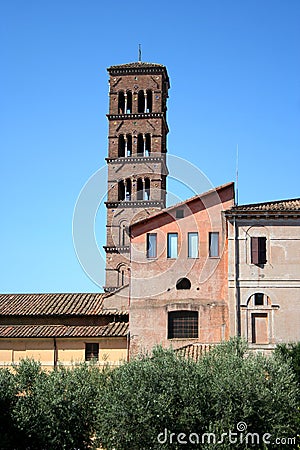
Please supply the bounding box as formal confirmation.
[168,311,198,339]
[85,343,99,361]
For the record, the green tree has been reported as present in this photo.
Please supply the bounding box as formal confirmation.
[0,367,21,449]
[12,359,107,450]
[96,339,299,450]
[274,342,300,385]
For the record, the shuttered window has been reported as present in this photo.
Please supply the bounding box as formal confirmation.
[251,237,267,264]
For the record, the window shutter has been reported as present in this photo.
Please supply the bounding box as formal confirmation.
[258,237,267,264]
[251,237,259,264]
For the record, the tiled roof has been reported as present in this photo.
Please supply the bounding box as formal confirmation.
[0,322,128,338]
[175,343,212,361]
[0,293,126,316]
[108,61,165,70]
[226,198,300,215]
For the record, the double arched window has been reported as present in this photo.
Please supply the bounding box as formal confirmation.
[137,133,151,156]
[118,135,133,157]
[137,178,151,200]
[118,91,132,114]
[138,90,153,113]
[118,179,131,201]
[118,134,150,157]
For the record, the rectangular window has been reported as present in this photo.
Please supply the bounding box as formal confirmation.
[176,209,184,219]
[209,232,219,257]
[167,233,178,258]
[188,232,198,258]
[251,237,267,265]
[85,343,99,361]
[146,233,157,258]
[168,311,198,339]
[254,293,264,306]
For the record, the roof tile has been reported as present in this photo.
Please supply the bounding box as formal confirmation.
[227,198,300,214]
[0,293,126,316]
[0,322,129,338]
[174,343,212,361]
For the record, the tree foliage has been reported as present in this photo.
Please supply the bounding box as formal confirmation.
[274,342,300,385]
[96,339,299,450]
[0,340,299,449]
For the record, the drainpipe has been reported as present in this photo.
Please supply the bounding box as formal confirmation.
[234,216,241,337]
[53,338,58,369]
[126,331,130,363]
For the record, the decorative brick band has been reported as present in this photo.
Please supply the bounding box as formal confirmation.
[105,200,164,209]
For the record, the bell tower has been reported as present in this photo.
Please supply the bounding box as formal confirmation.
[104,62,170,292]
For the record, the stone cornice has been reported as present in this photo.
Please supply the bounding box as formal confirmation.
[105,200,164,209]
[225,210,300,220]
[103,246,130,254]
[107,112,169,133]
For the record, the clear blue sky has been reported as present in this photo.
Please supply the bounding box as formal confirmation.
[1,0,299,293]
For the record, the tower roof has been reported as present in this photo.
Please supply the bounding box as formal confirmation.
[107,61,170,87]
[108,61,165,69]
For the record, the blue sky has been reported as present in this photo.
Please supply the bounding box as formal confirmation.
[1,0,299,292]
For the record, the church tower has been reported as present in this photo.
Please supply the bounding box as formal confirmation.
[104,62,170,292]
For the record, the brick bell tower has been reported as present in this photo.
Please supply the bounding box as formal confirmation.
[104,62,170,292]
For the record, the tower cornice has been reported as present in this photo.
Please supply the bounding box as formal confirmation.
[107,113,169,133]
[107,62,170,88]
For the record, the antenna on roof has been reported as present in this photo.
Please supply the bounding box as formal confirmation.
[235,144,239,206]
[138,44,142,62]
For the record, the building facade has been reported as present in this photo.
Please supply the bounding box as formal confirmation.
[226,199,300,351]
[129,182,235,356]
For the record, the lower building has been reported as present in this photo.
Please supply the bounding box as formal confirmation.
[0,293,128,369]
[226,198,300,351]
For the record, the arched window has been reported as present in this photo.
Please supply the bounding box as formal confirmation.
[137,178,143,200]
[146,90,152,113]
[118,180,125,201]
[118,135,125,157]
[119,222,128,246]
[125,178,131,200]
[138,90,145,113]
[126,91,132,113]
[144,178,150,200]
[126,134,132,157]
[176,278,191,290]
[137,134,144,156]
[168,310,198,339]
[117,264,127,287]
[118,91,125,114]
[145,134,151,156]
